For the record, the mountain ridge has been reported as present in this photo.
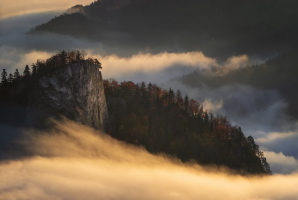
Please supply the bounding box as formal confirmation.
[29,0,298,58]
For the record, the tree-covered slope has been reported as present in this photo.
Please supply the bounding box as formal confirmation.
[30,13,108,39]
[29,0,298,57]
[0,51,271,174]
[103,79,271,174]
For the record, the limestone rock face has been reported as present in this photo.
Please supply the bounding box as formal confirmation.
[33,61,108,131]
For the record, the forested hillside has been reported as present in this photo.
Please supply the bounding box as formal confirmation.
[0,51,271,174]
[103,79,271,174]
[29,0,298,58]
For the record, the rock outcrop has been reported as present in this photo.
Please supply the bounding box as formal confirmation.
[31,61,108,131]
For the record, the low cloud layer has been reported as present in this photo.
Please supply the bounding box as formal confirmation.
[256,129,298,160]
[162,83,291,133]
[0,44,257,84]
[0,13,265,83]
[1,119,298,200]
[264,151,298,174]
[96,51,217,82]
[0,46,53,74]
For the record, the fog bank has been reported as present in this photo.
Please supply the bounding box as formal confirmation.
[0,119,298,200]
[1,45,261,84]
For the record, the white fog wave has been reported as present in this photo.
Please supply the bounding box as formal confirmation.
[0,46,260,83]
[0,119,298,200]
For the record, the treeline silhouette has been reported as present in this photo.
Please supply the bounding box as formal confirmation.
[0,51,103,158]
[103,79,271,174]
[30,13,107,39]
[0,51,102,125]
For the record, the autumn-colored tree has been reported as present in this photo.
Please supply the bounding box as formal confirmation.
[103,79,270,174]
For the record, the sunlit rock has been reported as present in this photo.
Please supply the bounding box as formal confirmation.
[31,61,108,131]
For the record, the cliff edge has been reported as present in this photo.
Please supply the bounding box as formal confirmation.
[31,61,108,131]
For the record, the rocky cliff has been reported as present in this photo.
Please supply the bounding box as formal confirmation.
[31,61,108,131]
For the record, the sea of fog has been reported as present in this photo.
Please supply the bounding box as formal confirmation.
[1,119,298,200]
[1,11,298,182]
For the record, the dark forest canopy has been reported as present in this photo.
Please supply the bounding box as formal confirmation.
[103,79,271,174]
[0,51,271,174]
[174,50,298,118]
[29,0,298,58]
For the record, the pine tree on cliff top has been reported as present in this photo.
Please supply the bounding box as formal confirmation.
[1,69,7,85]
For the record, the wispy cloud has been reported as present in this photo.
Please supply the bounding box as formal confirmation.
[264,151,298,174]
[256,131,297,143]
[1,46,253,83]
[93,51,217,80]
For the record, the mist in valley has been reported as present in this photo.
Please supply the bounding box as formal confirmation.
[1,119,298,200]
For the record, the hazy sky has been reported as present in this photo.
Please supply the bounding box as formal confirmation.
[0,0,93,19]
[1,6,298,176]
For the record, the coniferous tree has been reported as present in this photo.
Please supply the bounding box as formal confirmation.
[13,69,20,81]
[184,95,189,112]
[8,73,13,83]
[61,50,67,66]
[261,157,272,175]
[23,65,31,77]
[176,89,183,108]
[210,113,214,132]
[247,136,259,154]
[168,88,175,105]
[148,82,153,97]
[1,69,7,85]
[94,59,102,69]
[76,50,81,61]
[31,64,37,77]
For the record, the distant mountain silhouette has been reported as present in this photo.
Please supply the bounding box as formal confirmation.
[29,0,298,58]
